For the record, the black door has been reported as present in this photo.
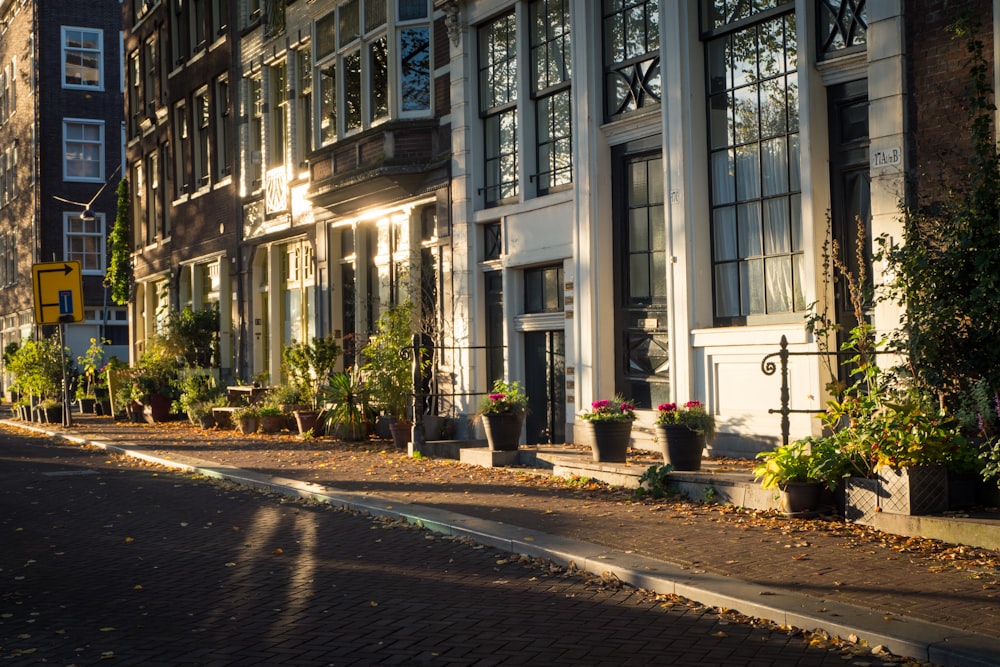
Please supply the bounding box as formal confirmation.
[524,330,565,444]
[613,146,669,408]
[828,79,871,371]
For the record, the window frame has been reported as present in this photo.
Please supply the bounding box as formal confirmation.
[62,118,105,183]
[64,211,107,274]
[313,0,432,146]
[478,11,519,207]
[602,0,661,121]
[193,86,211,188]
[62,26,104,90]
[0,230,16,287]
[214,75,232,179]
[701,1,804,326]
[530,0,572,195]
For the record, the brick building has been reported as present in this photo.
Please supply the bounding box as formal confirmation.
[123,0,241,377]
[118,1,1000,454]
[0,0,127,394]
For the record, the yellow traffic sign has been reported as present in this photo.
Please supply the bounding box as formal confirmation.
[32,261,84,324]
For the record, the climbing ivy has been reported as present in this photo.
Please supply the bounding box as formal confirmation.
[104,178,132,305]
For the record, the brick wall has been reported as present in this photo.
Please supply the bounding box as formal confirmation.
[907,0,995,205]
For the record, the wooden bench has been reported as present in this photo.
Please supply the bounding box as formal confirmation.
[211,406,238,428]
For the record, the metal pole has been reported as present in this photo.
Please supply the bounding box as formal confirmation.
[60,323,73,427]
[409,333,426,456]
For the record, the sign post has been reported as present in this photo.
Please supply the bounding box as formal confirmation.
[32,262,84,427]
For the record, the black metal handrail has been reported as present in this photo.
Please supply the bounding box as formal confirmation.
[761,335,893,446]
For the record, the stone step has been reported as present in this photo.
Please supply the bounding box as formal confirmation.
[427,440,1000,551]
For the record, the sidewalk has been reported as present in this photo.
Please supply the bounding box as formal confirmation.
[4,413,1000,667]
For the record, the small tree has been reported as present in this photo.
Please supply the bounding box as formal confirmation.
[362,301,423,422]
[166,306,220,368]
[281,335,342,409]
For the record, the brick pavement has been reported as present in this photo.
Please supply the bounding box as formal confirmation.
[1,430,922,666]
[3,414,1000,666]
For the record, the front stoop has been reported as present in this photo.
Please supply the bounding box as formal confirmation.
[459,448,522,467]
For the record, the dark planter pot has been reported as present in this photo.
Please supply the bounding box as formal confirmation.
[259,415,285,434]
[333,420,369,442]
[656,424,706,471]
[422,414,445,441]
[780,481,824,516]
[77,398,96,414]
[294,409,322,435]
[196,413,216,429]
[948,471,980,509]
[238,416,259,434]
[143,393,173,423]
[579,420,633,463]
[481,412,524,451]
[389,421,411,449]
[878,465,948,516]
[42,405,63,424]
[95,400,112,417]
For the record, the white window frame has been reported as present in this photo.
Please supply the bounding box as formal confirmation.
[194,86,211,187]
[0,231,16,287]
[62,26,105,90]
[64,211,107,275]
[314,0,432,147]
[63,119,105,183]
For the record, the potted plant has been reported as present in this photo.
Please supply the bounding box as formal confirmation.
[321,366,371,441]
[6,337,67,417]
[754,437,846,516]
[233,405,260,434]
[75,337,109,414]
[654,400,716,471]
[258,405,286,434]
[177,373,225,427]
[282,334,342,434]
[577,395,636,463]
[362,302,422,449]
[478,379,528,451]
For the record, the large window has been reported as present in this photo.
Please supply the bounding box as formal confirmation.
[0,231,16,287]
[62,27,103,89]
[143,37,158,116]
[215,76,232,178]
[819,0,867,59]
[295,48,312,164]
[531,0,572,193]
[194,88,210,187]
[267,61,288,169]
[479,12,518,206]
[315,0,431,144]
[247,75,263,191]
[0,146,15,206]
[704,1,803,325]
[128,52,141,136]
[603,0,660,120]
[64,212,106,273]
[63,119,104,182]
[173,100,190,195]
[0,58,15,124]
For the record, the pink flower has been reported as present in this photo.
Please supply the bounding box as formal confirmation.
[489,393,506,401]
[620,402,635,412]
[684,400,702,409]
[657,403,677,412]
[592,400,610,410]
